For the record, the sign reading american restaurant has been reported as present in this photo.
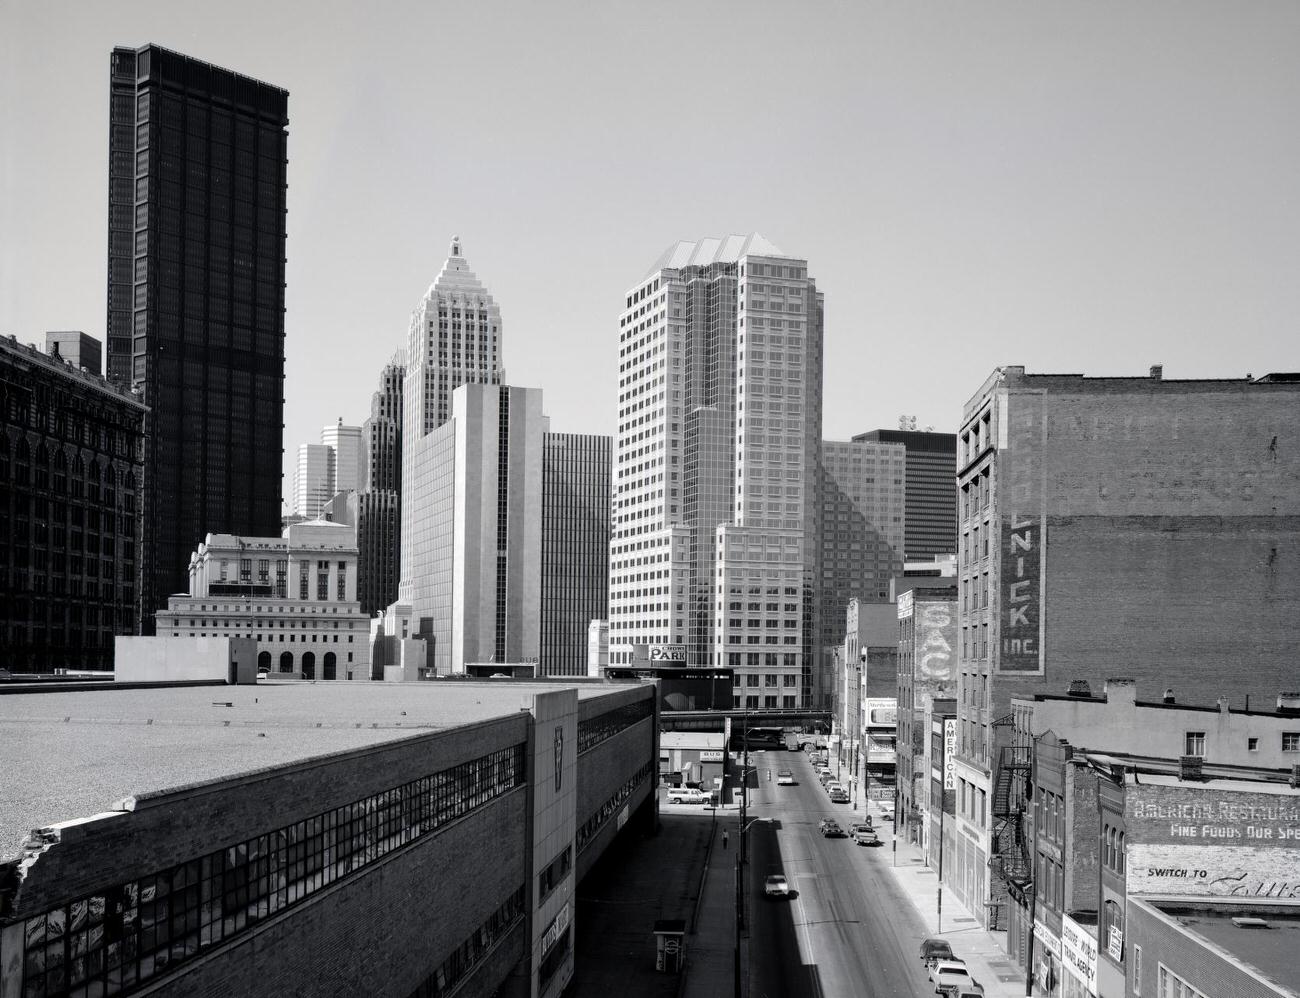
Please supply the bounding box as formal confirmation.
[1125,784,1300,899]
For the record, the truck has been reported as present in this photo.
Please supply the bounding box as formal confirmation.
[783,732,801,751]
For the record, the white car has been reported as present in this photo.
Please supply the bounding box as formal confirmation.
[930,959,981,993]
[777,770,795,786]
[666,787,707,804]
[764,874,790,897]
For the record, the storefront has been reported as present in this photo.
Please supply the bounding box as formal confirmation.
[1033,916,1062,997]
[1060,913,1099,998]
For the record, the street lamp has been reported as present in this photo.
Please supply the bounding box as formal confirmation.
[736,816,772,931]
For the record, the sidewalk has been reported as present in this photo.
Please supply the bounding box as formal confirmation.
[681,805,742,998]
[849,794,1028,998]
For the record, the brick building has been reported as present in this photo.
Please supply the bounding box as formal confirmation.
[0,679,658,998]
[949,365,1300,930]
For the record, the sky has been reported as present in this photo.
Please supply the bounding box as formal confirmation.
[3,1,1299,506]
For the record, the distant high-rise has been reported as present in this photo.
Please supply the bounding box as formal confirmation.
[321,419,364,495]
[44,332,102,377]
[852,429,957,561]
[363,351,405,492]
[541,433,611,676]
[108,45,288,619]
[608,234,825,709]
[294,443,333,519]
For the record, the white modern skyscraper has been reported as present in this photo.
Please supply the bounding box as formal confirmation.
[294,443,333,518]
[321,418,364,494]
[608,234,825,708]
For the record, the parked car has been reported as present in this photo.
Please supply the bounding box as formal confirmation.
[919,938,954,965]
[820,821,847,838]
[879,804,896,822]
[930,959,980,994]
[777,770,795,786]
[764,874,790,898]
[829,788,850,804]
[666,787,708,804]
[853,827,880,846]
[848,821,873,836]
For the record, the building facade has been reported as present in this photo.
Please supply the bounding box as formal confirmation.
[44,331,102,377]
[109,45,288,621]
[608,235,825,712]
[0,335,148,671]
[320,419,363,495]
[853,428,957,562]
[817,438,906,699]
[896,586,957,842]
[363,351,404,493]
[541,432,611,676]
[401,384,546,674]
[950,365,1300,930]
[154,519,369,679]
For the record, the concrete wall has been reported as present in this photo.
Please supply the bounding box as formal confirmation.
[115,636,257,684]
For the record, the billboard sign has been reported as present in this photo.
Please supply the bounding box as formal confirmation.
[866,698,897,727]
[649,644,687,663]
[943,719,957,790]
[997,393,1045,675]
[1125,784,1300,898]
[1061,914,1098,993]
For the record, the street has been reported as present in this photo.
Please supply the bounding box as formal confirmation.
[743,749,939,998]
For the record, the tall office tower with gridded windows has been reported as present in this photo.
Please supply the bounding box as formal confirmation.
[294,443,333,519]
[852,429,958,562]
[364,351,405,493]
[541,433,611,676]
[321,419,364,495]
[609,234,825,709]
[815,439,907,706]
[108,45,288,623]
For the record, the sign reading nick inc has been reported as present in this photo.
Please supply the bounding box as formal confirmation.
[1125,784,1300,899]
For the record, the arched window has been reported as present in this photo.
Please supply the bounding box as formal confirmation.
[323,651,336,681]
[34,444,49,490]
[279,650,294,672]
[1117,831,1125,874]
[54,449,68,493]
[302,651,316,680]
[257,651,271,673]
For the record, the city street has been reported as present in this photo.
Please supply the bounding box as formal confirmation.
[743,749,938,998]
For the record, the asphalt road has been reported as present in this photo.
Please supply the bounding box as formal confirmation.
[744,749,939,998]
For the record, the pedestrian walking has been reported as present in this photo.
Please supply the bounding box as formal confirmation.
[722,830,729,850]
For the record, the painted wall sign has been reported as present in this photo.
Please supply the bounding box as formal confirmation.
[699,750,724,762]
[943,718,957,791]
[916,600,956,685]
[541,902,571,955]
[997,393,1045,675]
[1125,784,1300,898]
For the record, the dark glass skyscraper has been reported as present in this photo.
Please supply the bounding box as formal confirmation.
[108,45,288,622]
[852,429,957,561]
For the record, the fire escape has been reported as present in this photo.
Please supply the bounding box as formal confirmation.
[990,742,1034,901]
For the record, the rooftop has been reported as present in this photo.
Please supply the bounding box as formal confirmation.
[1144,900,1300,994]
[0,679,645,862]
[642,233,791,281]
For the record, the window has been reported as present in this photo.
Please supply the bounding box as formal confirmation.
[1284,732,1300,752]
[1132,945,1141,993]
[1247,737,1259,752]
[1184,731,1206,757]
[1157,963,1206,998]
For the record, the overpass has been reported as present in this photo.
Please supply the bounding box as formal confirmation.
[661,707,832,734]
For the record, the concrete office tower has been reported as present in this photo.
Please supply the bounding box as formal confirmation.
[294,443,333,519]
[44,332,102,377]
[609,234,825,709]
[1,335,148,671]
[853,429,958,561]
[321,419,364,494]
[947,364,1300,931]
[108,46,288,622]
[815,439,906,704]
[401,384,545,673]
[541,433,611,676]
[364,351,405,492]
[321,489,399,619]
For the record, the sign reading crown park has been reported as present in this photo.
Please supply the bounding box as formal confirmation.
[998,393,1045,675]
[1126,784,1300,899]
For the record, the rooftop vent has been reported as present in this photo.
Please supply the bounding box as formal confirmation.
[1231,916,1270,929]
[1150,364,1163,380]
[1163,688,1176,704]
[1278,693,1300,715]
[1067,679,1092,698]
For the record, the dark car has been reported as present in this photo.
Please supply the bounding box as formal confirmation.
[820,821,847,838]
[920,937,955,966]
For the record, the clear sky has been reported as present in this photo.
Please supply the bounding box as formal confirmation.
[3,1,1298,507]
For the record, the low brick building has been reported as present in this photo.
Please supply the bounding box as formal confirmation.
[0,679,658,998]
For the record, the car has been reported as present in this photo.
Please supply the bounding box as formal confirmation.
[919,937,954,966]
[824,780,844,794]
[852,827,880,846]
[776,770,795,786]
[820,821,847,838]
[666,787,708,804]
[829,789,850,804]
[930,960,980,993]
[848,821,873,836]
[879,805,896,822]
[764,874,790,898]
[257,669,270,680]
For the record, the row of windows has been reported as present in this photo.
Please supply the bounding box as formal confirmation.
[406,885,527,998]
[19,745,525,998]
[577,698,654,755]
[576,760,654,855]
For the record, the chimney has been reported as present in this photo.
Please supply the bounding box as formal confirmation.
[1067,679,1092,698]
[1150,364,1163,380]
[1163,688,1176,705]
[1179,756,1204,782]
[1278,693,1300,715]
[1218,697,1230,714]
[1105,678,1137,705]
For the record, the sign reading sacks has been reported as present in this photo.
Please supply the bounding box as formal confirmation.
[1125,784,1300,899]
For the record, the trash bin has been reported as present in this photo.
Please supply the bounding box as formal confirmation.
[653,919,686,973]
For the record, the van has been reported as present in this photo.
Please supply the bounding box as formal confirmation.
[666,787,707,804]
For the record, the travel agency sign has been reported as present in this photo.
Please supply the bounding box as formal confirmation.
[1125,783,1300,899]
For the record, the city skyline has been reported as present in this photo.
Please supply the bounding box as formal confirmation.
[4,2,1299,506]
